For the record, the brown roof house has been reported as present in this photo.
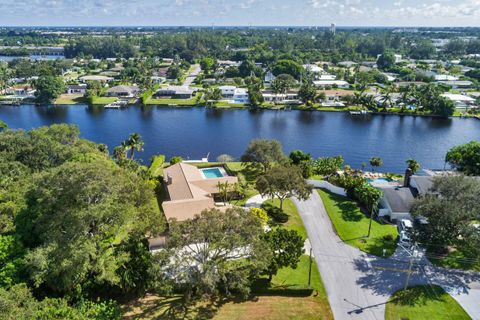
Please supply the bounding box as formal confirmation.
[162,163,238,221]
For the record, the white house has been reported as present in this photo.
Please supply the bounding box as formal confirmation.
[441,93,477,110]
[262,91,299,104]
[303,64,323,74]
[264,71,276,84]
[317,74,337,81]
[79,75,114,83]
[66,84,87,94]
[313,80,350,89]
[219,85,237,98]
[434,74,459,81]
[231,88,249,103]
[218,86,249,103]
[437,80,474,89]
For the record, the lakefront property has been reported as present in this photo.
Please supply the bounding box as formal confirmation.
[1,20,480,320]
[162,162,238,221]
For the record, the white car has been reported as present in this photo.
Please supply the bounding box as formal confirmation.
[398,219,413,234]
[399,231,411,245]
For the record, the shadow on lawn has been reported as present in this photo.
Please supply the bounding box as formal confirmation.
[337,200,364,222]
[124,282,315,320]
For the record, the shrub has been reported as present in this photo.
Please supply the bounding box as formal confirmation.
[169,156,183,164]
[261,203,289,223]
[250,207,269,225]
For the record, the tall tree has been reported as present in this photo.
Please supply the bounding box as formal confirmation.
[406,159,420,174]
[241,139,285,173]
[262,228,304,281]
[126,133,144,160]
[256,164,313,210]
[33,75,65,104]
[445,141,480,175]
[369,157,383,172]
[17,160,162,294]
[151,208,271,300]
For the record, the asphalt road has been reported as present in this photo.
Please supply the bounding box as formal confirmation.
[293,190,480,320]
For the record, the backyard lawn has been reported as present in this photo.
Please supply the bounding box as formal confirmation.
[54,94,85,104]
[123,170,333,319]
[317,189,398,257]
[90,96,118,105]
[145,97,198,106]
[385,285,471,320]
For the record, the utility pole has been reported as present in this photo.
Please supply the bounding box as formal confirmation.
[308,247,313,288]
[404,254,414,290]
[400,242,418,291]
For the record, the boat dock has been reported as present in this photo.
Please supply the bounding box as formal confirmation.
[104,100,128,109]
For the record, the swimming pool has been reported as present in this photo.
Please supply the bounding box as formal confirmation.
[201,167,226,179]
[367,177,391,183]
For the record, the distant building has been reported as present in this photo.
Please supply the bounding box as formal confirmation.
[66,84,87,94]
[264,71,276,84]
[313,80,350,89]
[437,80,474,89]
[6,85,36,98]
[434,74,459,81]
[79,75,113,83]
[106,85,140,98]
[441,93,477,110]
[218,86,249,103]
[262,91,300,104]
[156,86,198,99]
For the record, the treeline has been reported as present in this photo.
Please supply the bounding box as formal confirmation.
[64,37,138,59]
[0,124,164,319]
[60,29,458,62]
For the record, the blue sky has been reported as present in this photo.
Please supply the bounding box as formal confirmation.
[0,0,480,26]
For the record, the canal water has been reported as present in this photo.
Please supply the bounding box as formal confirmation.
[1,104,479,173]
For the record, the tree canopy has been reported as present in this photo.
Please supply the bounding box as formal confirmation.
[151,208,271,299]
[445,141,480,175]
[241,139,286,172]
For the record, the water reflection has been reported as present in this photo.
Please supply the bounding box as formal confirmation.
[35,105,68,121]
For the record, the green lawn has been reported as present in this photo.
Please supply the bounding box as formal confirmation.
[263,198,307,240]
[90,96,118,105]
[123,185,334,320]
[385,285,471,320]
[317,189,398,257]
[54,94,85,104]
[145,97,198,106]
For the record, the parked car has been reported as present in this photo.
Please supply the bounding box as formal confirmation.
[399,231,411,245]
[397,219,413,234]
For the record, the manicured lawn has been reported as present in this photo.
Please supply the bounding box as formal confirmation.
[145,97,198,106]
[90,96,118,105]
[263,198,307,240]
[122,236,332,320]
[54,94,85,104]
[385,285,471,320]
[317,189,398,257]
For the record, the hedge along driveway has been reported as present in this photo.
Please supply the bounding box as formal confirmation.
[317,188,398,257]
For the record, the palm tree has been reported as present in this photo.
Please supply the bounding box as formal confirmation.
[379,85,394,111]
[369,157,383,172]
[126,133,144,160]
[406,159,420,174]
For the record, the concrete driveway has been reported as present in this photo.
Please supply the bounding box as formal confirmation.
[292,190,480,320]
